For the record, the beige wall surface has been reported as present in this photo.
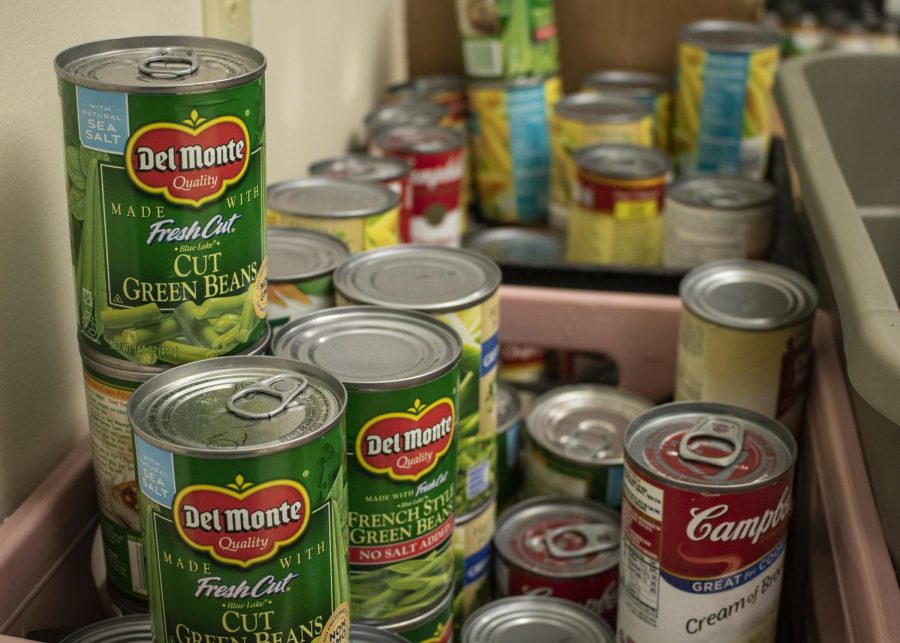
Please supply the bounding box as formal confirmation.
[0,0,406,519]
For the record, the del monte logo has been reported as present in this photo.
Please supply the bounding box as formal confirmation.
[357,397,455,481]
[174,474,310,568]
[125,109,250,208]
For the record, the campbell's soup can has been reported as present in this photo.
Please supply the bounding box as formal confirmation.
[618,402,797,642]
[372,126,466,246]
[494,497,621,628]
[676,260,818,432]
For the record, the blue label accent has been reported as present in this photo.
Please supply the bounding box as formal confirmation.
[466,458,491,499]
[134,436,176,508]
[605,465,624,508]
[661,537,786,594]
[463,541,493,585]
[481,331,500,376]
[696,51,749,173]
[77,86,129,154]
[506,84,552,220]
[505,421,521,467]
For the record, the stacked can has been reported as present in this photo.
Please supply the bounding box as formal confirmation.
[452,492,497,637]
[364,101,449,141]
[495,382,524,509]
[464,227,563,264]
[463,596,615,642]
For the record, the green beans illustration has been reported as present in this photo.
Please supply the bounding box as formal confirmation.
[120,318,179,346]
[236,290,256,342]
[194,293,247,319]
[100,303,163,330]
[210,313,240,333]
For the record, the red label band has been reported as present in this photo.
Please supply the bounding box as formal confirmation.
[349,516,454,565]
[577,173,665,214]
[383,149,464,240]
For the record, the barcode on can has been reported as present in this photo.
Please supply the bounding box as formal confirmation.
[128,537,147,595]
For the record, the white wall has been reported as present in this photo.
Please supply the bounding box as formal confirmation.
[0,0,406,519]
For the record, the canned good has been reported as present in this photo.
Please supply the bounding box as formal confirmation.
[495,382,523,508]
[385,76,467,127]
[549,93,653,231]
[582,70,674,152]
[365,101,449,138]
[524,384,653,506]
[55,37,268,363]
[80,328,270,601]
[60,615,151,643]
[129,356,349,642]
[267,178,400,252]
[453,493,496,633]
[619,403,797,642]
[271,307,461,621]
[454,0,560,79]
[674,20,780,177]
[334,246,502,516]
[468,75,561,224]
[565,144,670,267]
[349,623,406,642]
[663,175,776,269]
[464,228,562,264]
[676,260,817,432]
[108,583,150,616]
[371,126,466,246]
[494,497,620,627]
[462,596,614,642]
[499,343,549,383]
[358,588,455,643]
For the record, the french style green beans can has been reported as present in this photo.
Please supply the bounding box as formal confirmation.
[334,246,502,517]
[129,356,349,643]
[271,307,462,622]
[55,37,268,365]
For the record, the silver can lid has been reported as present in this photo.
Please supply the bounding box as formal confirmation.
[463,227,563,264]
[270,307,461,390]
[372,125,465,155]
[582,69,673,97]
[358,587,454,634]
[574,143,670,180]
[681,20,780,52]
[468,74,554,91]
[387,75,464,97]
[680,260,818,330]
[59,615,151,642]
[527,385,653,467]
[349,624,406,642]
[55,36,265,94]
[497,382,523,434]
[365,101,448,135]
[462,596,614,643]
[495,497,620,577]
[334,245,501,313]
[268,178,399,219]
[554,92,650,124]
[625,402,797,491]
[128,356,346,457]
[267,227,349,282]
[309,154,411,183]
[669,175,776,210]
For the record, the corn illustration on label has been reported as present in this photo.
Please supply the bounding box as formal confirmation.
[267,275,335,331]
[635,92,672,152]
[269,207,399,253]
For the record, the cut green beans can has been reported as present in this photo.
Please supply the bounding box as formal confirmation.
[55,37,268,364]
[129,356,349,643]
[334,246,501,517]
[271,307,461,622]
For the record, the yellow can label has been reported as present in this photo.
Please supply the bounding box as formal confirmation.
[453,498,496,628]
[268,206,399,253]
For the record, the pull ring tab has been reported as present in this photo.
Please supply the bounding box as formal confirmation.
[678,417,744,468]
[227,375,308,420]
[139,47,199,78]
[545,524,619,559]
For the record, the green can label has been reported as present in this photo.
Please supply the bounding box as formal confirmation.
[398,597,454,643]
[523,441,623,507]
[60,79,267,365]
[348,369,458,621]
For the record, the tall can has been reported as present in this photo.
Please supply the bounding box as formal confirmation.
[55,37,268,364]
[495,382,523,509]
[673,21,780,177]
[371,126,466,246]
[676,260,818,432]
[267,178,400,252]
[619,403,797,642]
[271,307,462,622]
[565,144,670,267]
[129,356,350,642]
[453,493,497,635]
[468,75,561,224]
[454,0,560,79]
[334,246,502,516]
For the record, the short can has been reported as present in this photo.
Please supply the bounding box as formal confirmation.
[674,20,780,177]
[565,144,670,267]
[463,227,563,265]
[358,588,455,643]
[80,328,270,601]
[364,101,449,139]
[267,177,400,252]
[55,37,268,364]
[334,246,502,516]
[129,356,350,642]
[271,307,461,621]
[385,76,468,128]
[550,93,653,231]
[582,70,674,152]
[60,615,152,643]
[453,493,497,633]
[495,382,523,508]
[494,497,620,627]
[523,384,653,507]
[618,403,797,642]
[371,126,466,246]
[468,75,562,224]
[663,175,776,269]
[266,227,349,331]
[454,0,560,79]
[349,623,406,642]
[676,260,818,432]
[462,596,614,642]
